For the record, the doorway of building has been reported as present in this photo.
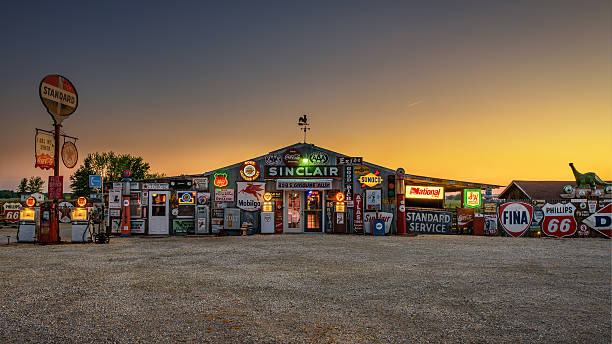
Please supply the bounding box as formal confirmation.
[284,190,302,233]
[148,191,169,235]
[304,190,323,232]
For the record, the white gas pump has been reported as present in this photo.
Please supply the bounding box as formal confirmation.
[18,197,38,242]
[260,192,275,234]
[71,197,90,242]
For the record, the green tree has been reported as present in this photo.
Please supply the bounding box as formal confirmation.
[27,176,44,193]
[17,178,28,194]
[70,152,165,197]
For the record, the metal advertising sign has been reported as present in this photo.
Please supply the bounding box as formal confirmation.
[336,157,362,165]
[457,208,474,229]
[131,220,145,234]
[276,179,333,190]
[498,202,533,238]
[3,203,22,223]
[89,175,102,188]
[264,154,283,166]
[240,160,260,181]
[541,203,577,238]
[193,177,209,191]
[213,172,229,187]
[265,166,341,179]
[61,141,78,168]
[214,189,234,202]
[358,171,383,187]
[197,192,210,205]
[484,214,498,235]
[463,189,482,208]
[109,189,122,208]
[35,130,55,170]
[236,182,265,211]
[142,182,169,190]
[58,201,74,223]
[173,219,195,233]
[308,151,329,164]
[48,176,63,199]
[405,208,453,234]
[283,148,303,166]
[353,165,370,175]
[406,186,444,200]
[353,193,364,233]
[344,165,353,201]
[363,212,393,234]
[582,204,612,238]
[365,189,381,211]
[39,74,78,124]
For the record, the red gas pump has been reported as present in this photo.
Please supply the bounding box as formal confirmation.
[395,168,407,235]
[38,202,58,244]
[121,169,132,236]
[333,192,346,233]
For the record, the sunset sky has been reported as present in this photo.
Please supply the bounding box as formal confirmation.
[1,1,610,192]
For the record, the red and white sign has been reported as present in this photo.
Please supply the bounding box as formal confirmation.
[498,202,533,238]
[39,74,78,123]
[3,203,22,223]
[35,130,55,170]
[363,212,393,234]
[236,182,265,211]
[214,189,234,202]
[48,176,63,199]
[541,203,577,238]
[353,193,364,233]
[239,160,260,181]
[406,186,444,200]
[197,192,210,205]
[283,148,303,166]
[582,204,612,238]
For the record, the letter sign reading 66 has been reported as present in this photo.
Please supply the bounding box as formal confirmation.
[541,203,577,238]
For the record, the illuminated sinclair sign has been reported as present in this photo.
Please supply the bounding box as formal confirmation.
[406,185,444,200]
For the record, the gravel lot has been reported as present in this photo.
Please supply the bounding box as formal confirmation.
[1,228,610,343]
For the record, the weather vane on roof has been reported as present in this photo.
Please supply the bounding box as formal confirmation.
[298,114,310,143]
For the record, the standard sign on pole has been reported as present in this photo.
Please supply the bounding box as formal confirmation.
[39,74,78,124]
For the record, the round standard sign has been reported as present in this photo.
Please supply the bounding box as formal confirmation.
[39,74,78,124]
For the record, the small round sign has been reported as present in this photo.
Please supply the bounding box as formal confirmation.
[263,192,272,202]
[61,141,78,168]
[26,197,36,207]
[39,74,78,124]
[240,160,260,181]
[376,222,384,230]
[77,197,87,207]
[335,192,345,202]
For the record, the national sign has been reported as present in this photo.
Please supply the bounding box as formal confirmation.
[498,201,533,238]
[582,204,612,238]
[541,203,577,238]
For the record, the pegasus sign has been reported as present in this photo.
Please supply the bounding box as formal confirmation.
[237,182,265,211]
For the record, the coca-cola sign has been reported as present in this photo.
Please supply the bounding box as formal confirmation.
[283,148,303,166]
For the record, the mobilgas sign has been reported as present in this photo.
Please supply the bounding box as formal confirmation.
[265,165,340,179]
[406,208,453,234]
[498,202,533,238]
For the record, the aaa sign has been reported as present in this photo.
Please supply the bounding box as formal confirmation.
[541,203,577,238]
[498,202,533,238]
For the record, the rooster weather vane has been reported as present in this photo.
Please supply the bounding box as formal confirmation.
[298,114,310,143]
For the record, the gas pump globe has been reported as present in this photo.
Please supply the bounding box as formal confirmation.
[335,192,345,212]
[262,192,273,212]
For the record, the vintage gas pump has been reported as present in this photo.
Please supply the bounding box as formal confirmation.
[71,197,89,242]
[38,202,55,243]
[121,169,132,236]
[18,197,38,242]
[334,192,347,233]
[261,192,275,234]
[395,168,407,235]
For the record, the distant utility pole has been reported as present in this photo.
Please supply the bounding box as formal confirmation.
[298,114,310,143]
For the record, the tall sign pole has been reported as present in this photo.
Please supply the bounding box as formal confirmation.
[39,74,78,243]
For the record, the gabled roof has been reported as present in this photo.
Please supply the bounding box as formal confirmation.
[498,180,610,200]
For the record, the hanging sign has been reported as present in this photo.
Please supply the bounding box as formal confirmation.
[463,189,482,208]
[213,172,229,188]
[498,202,533,238]
[214,189,234,202]
[358,171,383,187]
[283,148,303,166]
[35,130,55,170]
[61,141,78,168]
[336,157,363,165]
[265,166,341,179]
[406,186,444,200]
[582,204,612,238]
[48,176,63,199]
[405,208,453,234]
[541,203,577,238]
[39,74,78,124]
[236,182,266,211]
[240,160,260,181]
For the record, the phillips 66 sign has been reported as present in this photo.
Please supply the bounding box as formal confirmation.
[498,202,533,238]
[541,203,577,238]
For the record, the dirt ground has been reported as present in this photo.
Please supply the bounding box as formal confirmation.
[0,230,610,343]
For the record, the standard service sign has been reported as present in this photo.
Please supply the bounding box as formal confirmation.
[498,201,533,238]
[582,204,612,238]
[39,74,78,124]
[541,203,577,238]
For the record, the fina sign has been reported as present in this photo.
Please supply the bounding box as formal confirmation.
[406,186,444,200]
[498,201,533,238]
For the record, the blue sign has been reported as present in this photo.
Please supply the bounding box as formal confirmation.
[372,219,386,236]
[89,175,102,188]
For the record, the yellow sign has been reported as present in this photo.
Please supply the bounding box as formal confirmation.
[406,185,444,200]
[358,173,383,187]
[354,165,370,175]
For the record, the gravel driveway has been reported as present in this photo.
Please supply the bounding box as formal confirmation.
[1,233,610,343]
